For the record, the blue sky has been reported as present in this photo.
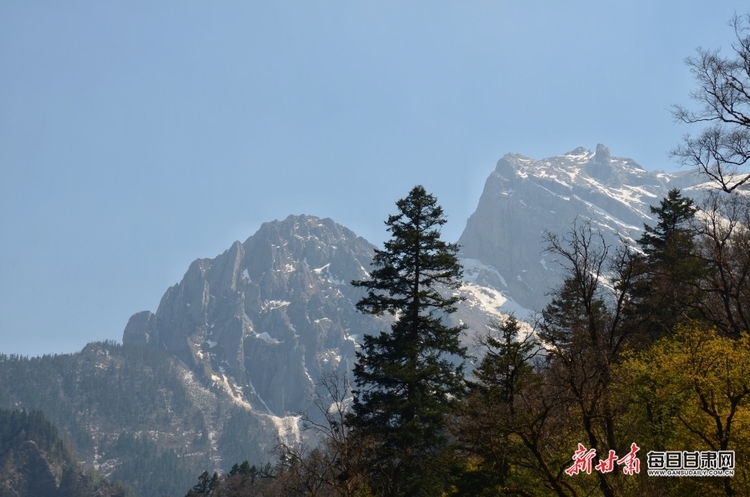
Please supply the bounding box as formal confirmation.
[1,2,747,356]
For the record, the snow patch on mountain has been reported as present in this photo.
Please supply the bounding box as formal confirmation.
[262,300,291,311]
[458,258,532,321]
[255,332,280,344]
[268,414,302,446]
[462,258,507,288]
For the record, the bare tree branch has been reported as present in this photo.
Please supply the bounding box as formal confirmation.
[671,14,750,193]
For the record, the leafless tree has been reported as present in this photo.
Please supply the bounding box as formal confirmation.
[537,220,642,497]
[456,317,576,496]
[672,14,750,193]
[695,191,750,337]
[274,371,370,497]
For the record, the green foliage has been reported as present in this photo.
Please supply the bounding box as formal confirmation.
[456,316,545,495]
[0,342,192,451]
[228,460,254,476]
[104,431,200,497]
[184,461,277,497]
[469,316,536,406]
[638,188,697,260]
[189,470,219,495]
[0,409,69,460]
[8,182,750,497]
[616,324,750,496]
[629,188,705,342]
[349,185,467,496]
[217,407,269,466]
[535,221,644,497]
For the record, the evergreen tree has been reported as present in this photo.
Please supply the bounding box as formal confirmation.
[468,316,536,413]
[349,185,466,496]
[631,188,704,341]
[638,188,697,261]
[456,316,542,495]
[187,470,217,496]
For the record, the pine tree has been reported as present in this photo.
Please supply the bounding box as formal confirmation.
[631,188,704,341]
[349,185,466,496]
[638,188,697,261]
[457,316,541,494]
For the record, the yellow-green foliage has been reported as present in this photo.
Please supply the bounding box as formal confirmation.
[616,324,750,495]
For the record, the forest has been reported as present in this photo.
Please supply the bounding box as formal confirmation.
[0,342,211,497]
[0,408,134,497]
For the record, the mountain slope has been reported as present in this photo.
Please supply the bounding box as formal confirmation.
[123,214,387,417]
[0,345,227,497]
[0,408,129,497]
[458,144,702,312]
[0,216,407,496]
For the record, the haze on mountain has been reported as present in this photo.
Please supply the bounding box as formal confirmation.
[0,408,131,497]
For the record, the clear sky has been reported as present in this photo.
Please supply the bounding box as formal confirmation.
[1,2,747,357]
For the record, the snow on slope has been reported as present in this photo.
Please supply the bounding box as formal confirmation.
[459,144,704,313]
[460,258,531,320]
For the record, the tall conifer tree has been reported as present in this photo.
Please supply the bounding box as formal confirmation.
[349,185,466,496]
[631,188,704,341]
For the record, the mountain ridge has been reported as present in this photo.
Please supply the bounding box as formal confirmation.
[458,144,704,311]
[123,214,386,417]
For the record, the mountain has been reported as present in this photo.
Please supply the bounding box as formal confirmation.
[123,215,387,417]
[0,344,233,497]
[119,213,522,425]
[0,216,396,496]
[458,144,703,312]
[0,145,712,495]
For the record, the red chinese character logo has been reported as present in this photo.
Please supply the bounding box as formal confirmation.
[567,443,642,476]
[595,449,618,473]
[617,443,641,475]
[565,443,597,475]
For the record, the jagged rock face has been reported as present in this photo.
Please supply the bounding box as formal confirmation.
[458,145,701,313]
[124,215,383,415]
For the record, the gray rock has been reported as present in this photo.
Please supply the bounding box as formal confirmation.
[123,214,384,415]
[458,145,702,313]
[122,310,154,346]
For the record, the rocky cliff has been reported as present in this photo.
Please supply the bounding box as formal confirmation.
[458,145,702,312]
[123,215,386,416]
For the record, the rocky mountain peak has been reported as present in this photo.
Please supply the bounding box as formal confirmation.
[594,143,611,164]
[586,143,616,183]
[459,146,702,313]
[123,214,384,417]
[567,146,590,156]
